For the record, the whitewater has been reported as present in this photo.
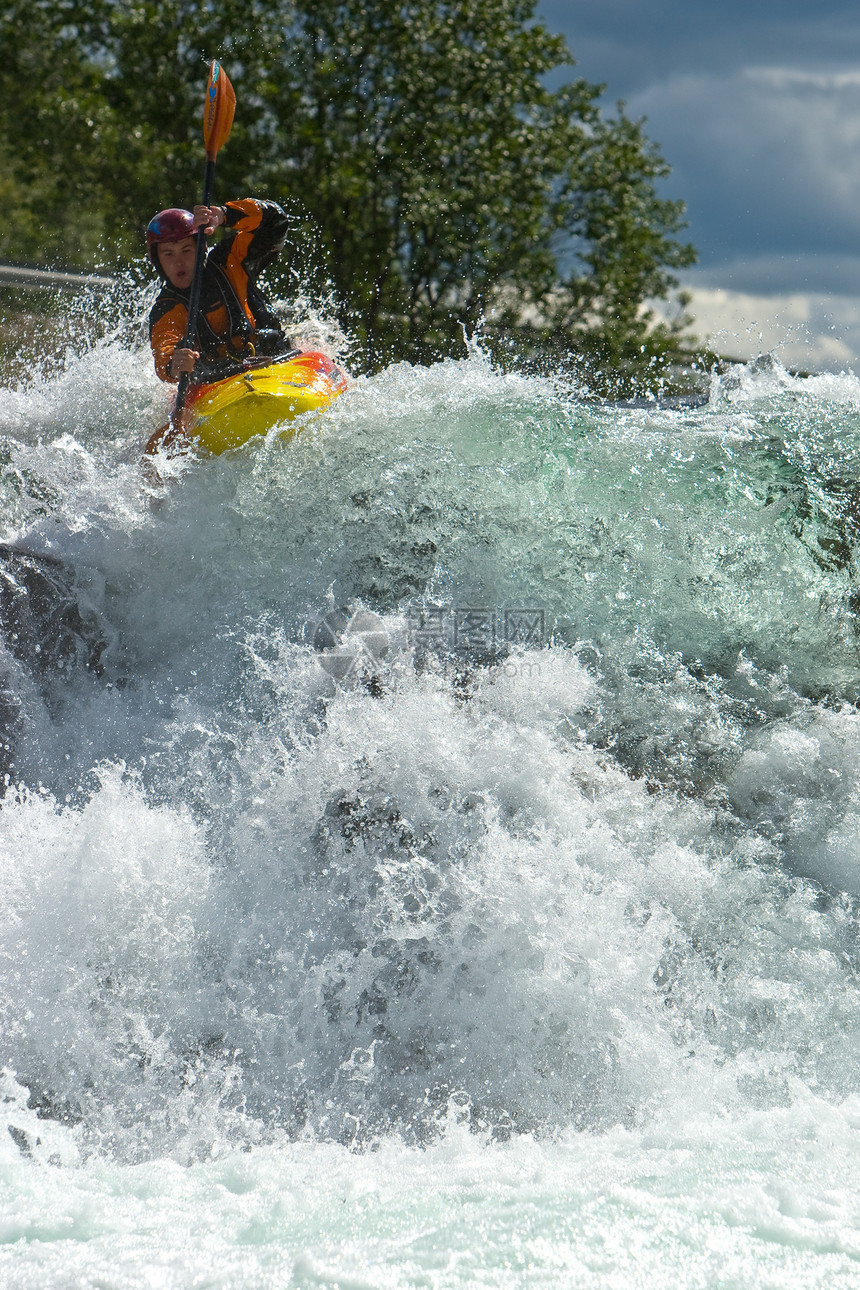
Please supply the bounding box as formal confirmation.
[2,300,860,1287]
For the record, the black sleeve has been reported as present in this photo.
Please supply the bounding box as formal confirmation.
[211,198,292,280]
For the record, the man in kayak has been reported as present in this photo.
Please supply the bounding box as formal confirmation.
[146,197,290,384]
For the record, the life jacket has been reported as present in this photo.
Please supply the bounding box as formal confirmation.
[171,261,255,356]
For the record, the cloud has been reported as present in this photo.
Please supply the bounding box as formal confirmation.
[533,2,860,372]
[751,68,860,90]
[626,67,860,286]
[537,2,860,97]
[654,286,860,371]
[688,255,860,298]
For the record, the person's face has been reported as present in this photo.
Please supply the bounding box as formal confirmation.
[157,237,196,288]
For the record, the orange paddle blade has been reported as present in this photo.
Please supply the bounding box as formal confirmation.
[203,61,236,160]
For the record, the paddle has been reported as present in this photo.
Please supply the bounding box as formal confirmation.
[170,59,236,434]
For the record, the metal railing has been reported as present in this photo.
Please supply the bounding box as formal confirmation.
[0,263,118,292]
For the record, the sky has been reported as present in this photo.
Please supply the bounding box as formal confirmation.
[536,0,860,370]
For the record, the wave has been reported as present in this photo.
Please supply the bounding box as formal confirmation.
[1,321,860,1164]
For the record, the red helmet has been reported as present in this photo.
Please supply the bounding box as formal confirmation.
[145,208,196,265]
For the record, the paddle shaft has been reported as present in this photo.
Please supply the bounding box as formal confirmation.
[172,157,217,425]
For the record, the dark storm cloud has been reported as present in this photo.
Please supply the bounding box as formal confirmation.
[537,1,860,97]
[687,253,860,298]
[629,67,860,287]
[536,2,860,300]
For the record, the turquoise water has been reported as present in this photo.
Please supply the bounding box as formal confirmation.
[2,325,860,1286]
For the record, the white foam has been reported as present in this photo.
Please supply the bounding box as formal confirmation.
[2,330,860,1284]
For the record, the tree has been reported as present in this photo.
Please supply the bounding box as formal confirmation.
[0,0,275,264]
[0,0,698,388]
[254,0,596,364]
[492,107,699,392]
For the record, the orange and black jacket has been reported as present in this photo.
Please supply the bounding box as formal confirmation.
[149,198,290,382]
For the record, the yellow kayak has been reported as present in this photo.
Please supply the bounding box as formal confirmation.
[183,350,348,454]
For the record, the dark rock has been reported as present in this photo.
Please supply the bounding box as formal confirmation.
[0,543,113,776]
[0,543,108,682]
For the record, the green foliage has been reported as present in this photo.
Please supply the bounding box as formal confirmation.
[0,0,698,387]
[254,0,597,365]
[0,4,113,265]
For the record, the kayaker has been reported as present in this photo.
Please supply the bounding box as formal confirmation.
[146,198,291,383]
